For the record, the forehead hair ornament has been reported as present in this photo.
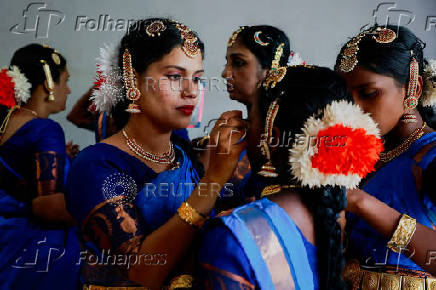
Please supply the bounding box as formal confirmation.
[228,26,245,48]
[173,22,200,58]
[339,27,397,73]
[145,20,167,37]
[254,31,269,46]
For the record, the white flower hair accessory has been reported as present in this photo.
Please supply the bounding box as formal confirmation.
[287,51,305,66]
[422,59,436,107]
[91,43,124,113]
[289,100,384,189]
[0,66,32,105]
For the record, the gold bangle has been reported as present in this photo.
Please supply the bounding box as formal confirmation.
[387,214,417,253]
[177,202,206,228]
[168,274,193,289]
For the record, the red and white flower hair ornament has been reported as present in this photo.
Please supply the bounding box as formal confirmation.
[91,43,124,113]
[289,100,384,189]
[0,65,31,108]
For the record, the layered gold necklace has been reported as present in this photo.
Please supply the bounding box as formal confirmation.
[261,184,302,198]
[379,122,427,163]
[122,129,176,164]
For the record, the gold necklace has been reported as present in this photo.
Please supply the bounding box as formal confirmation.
[20,107,38,117]
[379,122,427,163]
[261,184,302,198]
[122,129,176,164]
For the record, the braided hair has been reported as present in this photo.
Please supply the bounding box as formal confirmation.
[259,66,350,289]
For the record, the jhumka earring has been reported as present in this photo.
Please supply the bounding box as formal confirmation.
[258,99,280,178]
[402,52,420,123]
[122,49,142,113]
[40,60,55,101]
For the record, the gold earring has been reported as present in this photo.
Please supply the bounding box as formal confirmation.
[402,56,420,123]
[257,99,280,178]
[258,144,279,178]
[122,49,141,113]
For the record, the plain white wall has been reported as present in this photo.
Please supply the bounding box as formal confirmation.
[1,0,435,148]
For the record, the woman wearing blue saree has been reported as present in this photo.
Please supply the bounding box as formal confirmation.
[335,25,436,289]
[0,44,81,289]
[198,65,384,289]
[66,18,246,289]
[216,25,292,208]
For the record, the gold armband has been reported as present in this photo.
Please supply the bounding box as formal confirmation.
[177,202,206,228]
[387,214,417,253]
[168,274,193,289]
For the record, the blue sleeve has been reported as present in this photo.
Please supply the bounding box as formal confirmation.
[66,146,149,254]
[423,156,436,200]
[198,222,256,289]
[32,119,67,194]
[33,119,66,154]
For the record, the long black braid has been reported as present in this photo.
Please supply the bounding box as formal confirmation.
[259,66,351,289]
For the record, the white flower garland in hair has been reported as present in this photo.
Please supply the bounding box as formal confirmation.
[422,59,436,107]
[287,51,305,66]
[289,100,382,189]
[91,43,124,113]
[6,65,31,104]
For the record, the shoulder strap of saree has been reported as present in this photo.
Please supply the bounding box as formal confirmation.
[219,198,314,290]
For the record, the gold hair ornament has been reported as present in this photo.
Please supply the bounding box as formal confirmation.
[40,60,55,101]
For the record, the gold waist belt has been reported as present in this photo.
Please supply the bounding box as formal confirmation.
[83,285,149,290]
[343,260,436,290]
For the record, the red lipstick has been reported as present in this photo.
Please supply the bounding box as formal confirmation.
[176,105,195,115]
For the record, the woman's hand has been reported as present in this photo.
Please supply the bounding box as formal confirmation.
[345,188,366,214]
[204,110,247,185]
[66,140,80,159]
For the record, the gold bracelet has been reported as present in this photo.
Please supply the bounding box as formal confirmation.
[387,214,417,253]
[177,202,206,228]
[168,274,193,289]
